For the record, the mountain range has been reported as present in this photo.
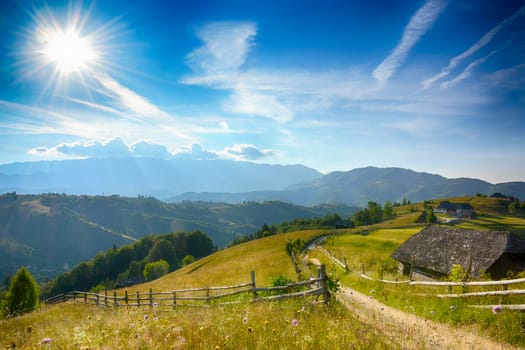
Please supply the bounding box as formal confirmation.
[1,158,524,206]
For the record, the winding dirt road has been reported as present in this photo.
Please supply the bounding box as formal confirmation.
[337,287,520,350]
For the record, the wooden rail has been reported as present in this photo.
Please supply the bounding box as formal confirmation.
[44,266,329,308]
[359,272,525,310]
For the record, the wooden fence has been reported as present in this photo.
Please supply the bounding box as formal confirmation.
[45,266,329,309]
[360,273,525,310]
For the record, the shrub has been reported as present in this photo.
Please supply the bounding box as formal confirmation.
[143,260,170,281]
[5,266,40,315]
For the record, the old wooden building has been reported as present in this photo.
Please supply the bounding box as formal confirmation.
[391,226,525,280]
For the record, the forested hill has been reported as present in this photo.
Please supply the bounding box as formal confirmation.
[0,193,356,283]
[44,230,215,298]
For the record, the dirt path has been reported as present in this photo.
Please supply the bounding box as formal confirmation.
[337,287,520,350]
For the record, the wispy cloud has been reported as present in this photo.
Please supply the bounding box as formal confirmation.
[373,0,446,85]
[183,22,294,123]
[423,5,525,89]
[187,22,257,74]
[440,51,496,89]
[95,74,171,120]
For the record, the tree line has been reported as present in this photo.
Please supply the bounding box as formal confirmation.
[229,201,398,247]
[41,230,215,298]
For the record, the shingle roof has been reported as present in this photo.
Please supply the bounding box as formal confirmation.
[391,226,525,276]
[436,202,473,210]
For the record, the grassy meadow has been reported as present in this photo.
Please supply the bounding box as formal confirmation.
[2,196,525,348]
[307,201,525,347]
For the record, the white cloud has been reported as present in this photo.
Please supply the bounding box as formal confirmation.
[439,51,496,89]
[28,138,175,159]
[224,86,293,123]
[131,141,173,159]
[95,74,170,119]
[219,144,272,161]
[56,138,131,157]
[183,22,294,123]
[187,22,257,74]
[423,5,525,89]
[373,0,446,84]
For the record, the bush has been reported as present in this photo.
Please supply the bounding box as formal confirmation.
[5,267,40,315]
[143,260,170,281]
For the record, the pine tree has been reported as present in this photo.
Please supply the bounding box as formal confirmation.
[5,266,40,315]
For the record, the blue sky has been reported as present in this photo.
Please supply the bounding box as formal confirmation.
[1,0,524,183]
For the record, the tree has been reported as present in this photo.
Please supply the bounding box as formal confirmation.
[426,209,437,224]
[5,267,40,315]
[383,201,395,220]
[182,255,195,266]
[143,260,170,281]
[147,239,178,271]
[186,231,215,258]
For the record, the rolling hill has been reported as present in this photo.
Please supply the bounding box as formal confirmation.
[0,193,356,283]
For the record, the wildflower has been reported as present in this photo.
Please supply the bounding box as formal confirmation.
[449,305,456,311]
[129,322,135,328]
[492,305,503,314]
[370,290,376,294]
[430,310,435,316]
[264,320,270,326]
[144,314,149,321]
[242,316,249,324]
[154,317,158,321]
[291,319,299,327]
[301,306,306,312]
[41,338,53,344]
[152,302,158,307]
[368,296,372,300]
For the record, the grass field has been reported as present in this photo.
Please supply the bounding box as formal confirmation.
[2,195,525,348]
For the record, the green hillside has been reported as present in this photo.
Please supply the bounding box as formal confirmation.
[2,195,525,348]
[0,193,356,283]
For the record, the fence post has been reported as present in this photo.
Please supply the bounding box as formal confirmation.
[104,288,108,307]
[114,291,118,306]
[318,264,328,303]
[96,293,100,306]
[206,288,210,305]
[73,292,76,303]
[62,293,66,303]
[251,271,257,301]
[84,292,87,304]
[125,290,128,305]
[137,291,140,306]
[172,291,177,310]
[149,288,153,307]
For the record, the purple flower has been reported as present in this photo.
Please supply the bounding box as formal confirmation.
[152,302,158,307]
[492,305,503,314]
[144,314,149,321]
[41,338,53,344]
[291,319,299,327]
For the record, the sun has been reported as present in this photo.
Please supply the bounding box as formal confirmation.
[41,28,98,74]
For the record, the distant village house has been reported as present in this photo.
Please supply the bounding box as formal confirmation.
[391,226,525,280]
[433,201,476,218]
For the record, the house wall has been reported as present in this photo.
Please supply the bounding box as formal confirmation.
[487,254,525,279]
